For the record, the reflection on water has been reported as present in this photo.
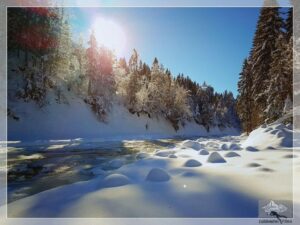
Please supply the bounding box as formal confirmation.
[7,138,182,203]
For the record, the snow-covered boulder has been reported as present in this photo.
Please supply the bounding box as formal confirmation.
[207,152,226,163]
[199,149,209,155]
[103,174,130,187]
[242,123,292,149]
[90,167,107,176]
[229,143,241,150]
[183,159,202,167]
[180,171,199,177]
[245,146,259,152]
[146,168,170,182]
[220,143,229,150]
[246,163,261,167]
[136,152,150,160]
[168,154,177,158]
[224,151,240,158]
[155,150,176,157]
[181,140,203,150]
[108,159,125,169]
[259,167,274,172]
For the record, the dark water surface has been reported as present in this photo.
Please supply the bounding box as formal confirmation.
[7,138,183,203]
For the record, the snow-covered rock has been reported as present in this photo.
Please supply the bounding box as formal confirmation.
[183,159,202,167]
[90,167,107,176]
[199,149,209,155]
[136,152,150,160]
[207,152,226,163]
[246,163,261,168]
[229,143,241,150]
[181,140,203,150]
[242,123,292,149]
[224,152,240,158]
[259,167,274,172]
[245,146,259,152]
[155,150,175,157]
[168,154,177,158]
[108,159,125,169]
[146,168,170,182]
[220,143,229,150]
[103,174,130,187]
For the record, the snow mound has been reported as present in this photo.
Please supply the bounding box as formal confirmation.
[146,168,170,182]
[207,152,226,163]
[245,146,259,152]
[229,143,241,150]
[136,152,150,160]
[183,159,202,167]
[155,150,175,157]
[224,151,240,158]
[90,167,107,176]
[220,143,229,150]
[259,167,274,172]
[108,159,125,169]
[242,123,292,149]
[181,140,203,150]
[199,149,209,155]
[103,174,130,188]
[180,171,200,177]
[168,154,177,158]
[246,163,261,167]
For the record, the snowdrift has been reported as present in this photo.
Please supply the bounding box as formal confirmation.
[242,123,293,149]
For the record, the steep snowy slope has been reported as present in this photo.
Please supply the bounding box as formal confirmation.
[8,90,239,142]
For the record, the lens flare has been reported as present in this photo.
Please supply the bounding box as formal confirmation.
[91,17,126,57]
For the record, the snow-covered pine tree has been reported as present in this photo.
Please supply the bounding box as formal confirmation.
[248,6,283,127]
[237,58,254,134]
[125,49,140,112]
[51,8,72,80]
[129,49,139,72]
[86,31,106,120]
[169,84,192,130]
[266,33,293,122]
[86,31,99,96]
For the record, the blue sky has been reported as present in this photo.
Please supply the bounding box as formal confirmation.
[68,7,262,96]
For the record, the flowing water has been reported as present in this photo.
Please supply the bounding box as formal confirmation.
[7,138,184,203]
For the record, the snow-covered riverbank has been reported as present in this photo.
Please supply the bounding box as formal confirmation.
[5,123,297,218]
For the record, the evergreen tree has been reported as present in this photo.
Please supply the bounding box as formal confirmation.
[249,6,283,127]
[128,49,138,72]
[85,31,115,121]
[266,34,293,122]
[237,58,254,133]
[86,30,99,96]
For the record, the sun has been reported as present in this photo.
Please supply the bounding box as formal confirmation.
[91,17,126,57]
